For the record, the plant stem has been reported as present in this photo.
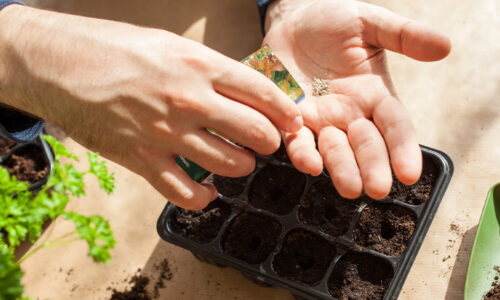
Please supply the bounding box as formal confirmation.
[18,231,79,265]
[18,243,45,265]
[38,219,56,246]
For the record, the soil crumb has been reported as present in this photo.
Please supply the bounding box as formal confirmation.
[484,266,500,300]
[449,223,461,233]
[110,259,173,300]
[111,272,150,300]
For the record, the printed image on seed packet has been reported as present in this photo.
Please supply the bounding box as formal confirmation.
[241,45,305,103]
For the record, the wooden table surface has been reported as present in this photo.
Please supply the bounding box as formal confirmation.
[20,0,500,299]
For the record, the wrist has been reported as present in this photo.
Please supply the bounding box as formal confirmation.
[264,0,313,34]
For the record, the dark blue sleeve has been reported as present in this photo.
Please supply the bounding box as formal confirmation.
[0,0,45,142]
[257,0,276,35]
[0,0,23,11]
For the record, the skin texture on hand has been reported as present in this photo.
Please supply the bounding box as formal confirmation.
[264,0,451,199]
[0,5,303,210]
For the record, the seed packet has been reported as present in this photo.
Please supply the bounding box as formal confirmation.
[177,46,304,181]
[241,45,304,103]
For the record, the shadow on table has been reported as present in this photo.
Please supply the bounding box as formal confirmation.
[444,225,478,300]
[138,239,295,300]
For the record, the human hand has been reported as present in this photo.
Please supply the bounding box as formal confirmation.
[0,5,302,209]
[263,0,451,199]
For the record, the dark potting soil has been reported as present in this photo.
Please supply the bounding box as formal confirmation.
[110,259,173,300]
[171,198,231,243]
[0,136,17,157]
[484,266,500,300]
[272,142,291,163]
[353,203,416,256]
[273,229,336,285]
[2,144,48,183]
[111,274,150,300]
[328,252,393,300]
[387,157,438,205]
[208,174,248,198]
[299,180,363,237]
[248,164,305,215]
[222,212,281,264]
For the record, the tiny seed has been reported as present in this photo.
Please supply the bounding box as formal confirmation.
[312,77,329,96]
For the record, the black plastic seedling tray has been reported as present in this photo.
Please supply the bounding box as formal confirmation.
[0,133,54,191]
[157,145,453,300]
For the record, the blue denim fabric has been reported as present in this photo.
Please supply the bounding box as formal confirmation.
[257,0,276,35]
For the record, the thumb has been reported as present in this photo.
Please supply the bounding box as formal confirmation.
[359,3,451,61]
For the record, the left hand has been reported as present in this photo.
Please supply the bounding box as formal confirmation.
[263,0,451,199]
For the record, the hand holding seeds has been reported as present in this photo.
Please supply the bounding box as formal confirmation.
[0,5,303,209]
[263,0,451,199]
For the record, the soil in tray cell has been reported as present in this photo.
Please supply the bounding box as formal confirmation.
[272,143,291,163]
[222,212,281,264]
[248,164,305,215]
[387,157,438,205]
[2,144,48,183]
[0,136,17,157]
[328,252,393,300]
[353,202,416,256]
[208,174,249,198]
[273,229,336,285]
[299,180,363,237]
[170,199,231,243]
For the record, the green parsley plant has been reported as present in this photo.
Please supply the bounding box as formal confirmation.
[0,135,116,299]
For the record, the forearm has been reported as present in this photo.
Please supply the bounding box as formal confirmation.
[0,5,163,128]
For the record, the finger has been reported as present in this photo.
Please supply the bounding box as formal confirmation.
[318,126,363,199]
[283,126,323,176]
[348,118,392,199]
[202,93,281,155]
[211,55,303,133]
[175,129,256,178]
[359,3,451,61]
[373,96,422,185]
[147,156,218,210]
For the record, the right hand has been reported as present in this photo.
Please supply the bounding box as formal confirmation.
[0,5,303,209]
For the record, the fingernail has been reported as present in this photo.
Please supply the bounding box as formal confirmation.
[290,115,303,132]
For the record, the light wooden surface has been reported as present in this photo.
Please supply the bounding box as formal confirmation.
[20,0,500,299]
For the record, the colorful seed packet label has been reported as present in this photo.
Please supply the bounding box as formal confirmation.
[177,46,303,181]
[241,45,305,103]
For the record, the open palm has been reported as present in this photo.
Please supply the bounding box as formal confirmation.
[264,0,450,199]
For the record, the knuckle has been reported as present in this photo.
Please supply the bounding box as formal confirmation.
[248,122,271,145]
[224,157,241,175]
[258,88,275,106]
[181,54,214,74]
[168,93,207,115]
[225,154,255,176]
